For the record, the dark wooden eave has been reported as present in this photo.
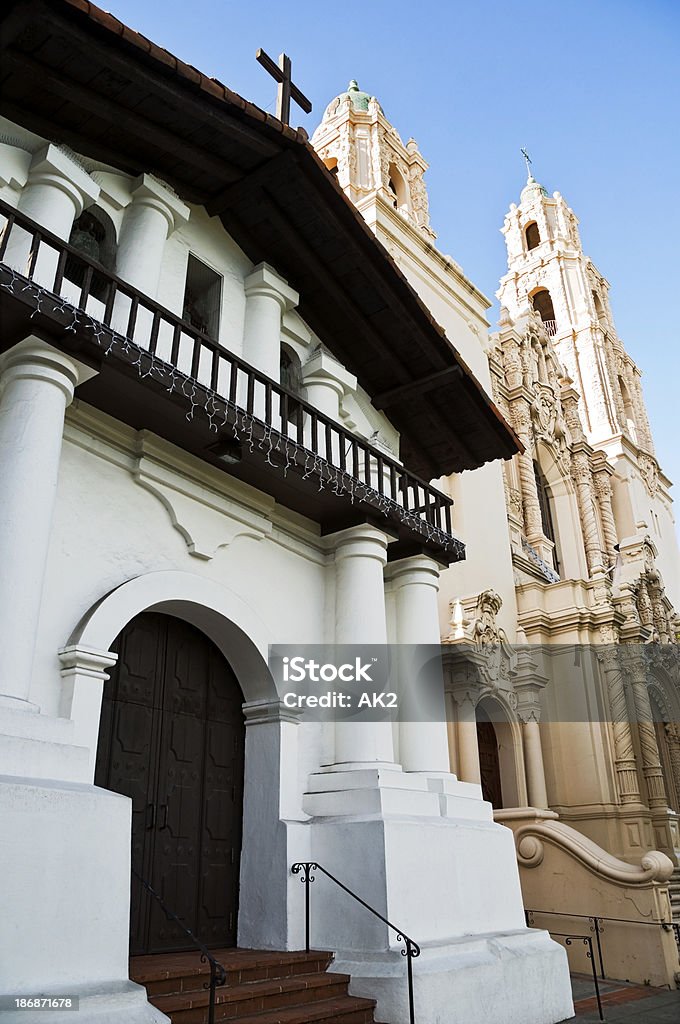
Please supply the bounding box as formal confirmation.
[0,0,522,479]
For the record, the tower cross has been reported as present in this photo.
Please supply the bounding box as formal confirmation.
[521,147,533,179]
[256,48,312,125]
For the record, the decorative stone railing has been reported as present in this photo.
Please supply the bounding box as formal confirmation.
[497,808,679,988]
[513,816,674,883]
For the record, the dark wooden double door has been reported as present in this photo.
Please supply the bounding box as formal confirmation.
[95,613,245,955]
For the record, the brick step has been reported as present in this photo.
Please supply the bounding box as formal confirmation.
[131,950,333,996]
[216,996,379,1024]
[130,948,380,1024]
[153,971,352,1022]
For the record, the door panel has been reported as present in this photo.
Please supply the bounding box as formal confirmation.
[94,612,245,954]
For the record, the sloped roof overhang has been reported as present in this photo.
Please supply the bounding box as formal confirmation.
[0,0,522,478]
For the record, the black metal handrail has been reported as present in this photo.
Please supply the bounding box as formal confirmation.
[132,868,226,1024]
[550,932,605,1022]
[0,198,459,552]
[525,907,680,981]
[291,861,420,1024]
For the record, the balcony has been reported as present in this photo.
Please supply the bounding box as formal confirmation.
[542,319,557,337]
[0,199,464,564]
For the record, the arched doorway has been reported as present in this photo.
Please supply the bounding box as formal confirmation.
[94,611,245,955]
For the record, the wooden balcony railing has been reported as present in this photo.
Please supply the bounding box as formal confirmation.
[0,198,462,559]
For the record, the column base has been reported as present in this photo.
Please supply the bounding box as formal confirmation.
[330,930,573,1024]
[302,773,573,1024]
[0,983,169,1024]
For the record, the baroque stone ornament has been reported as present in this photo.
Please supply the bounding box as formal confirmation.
[638,453,659,498]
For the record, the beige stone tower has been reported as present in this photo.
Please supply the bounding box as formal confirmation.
[311,80,437,241]
[498,172,680,610]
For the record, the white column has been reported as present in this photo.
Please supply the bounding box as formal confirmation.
[0,338,97,709]
[17,143,99,239]
[330,523,396,768]
[243,263,298,380]
[301,350,356,458]
[116,173,189,297]
[388,555,450,773]
[6,144,99,284]
[301,349,356,419]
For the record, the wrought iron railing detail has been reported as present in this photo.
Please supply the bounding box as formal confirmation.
[542,319,557,337]
[132,869,226,1024]
[291,861,420,1024]
[0,199,462,557]
[525,907,680,982]
[551,933,604,1022]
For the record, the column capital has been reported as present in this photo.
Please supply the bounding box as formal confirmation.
[128,173,190,234]
[244,262,299,312]
[301,349,356,395]
[26,143,100,218]
[0,337,98,404]
[384,554,440,590]
[328,522,390,565]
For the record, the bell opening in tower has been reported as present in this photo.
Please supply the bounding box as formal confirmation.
[531,288,557,336]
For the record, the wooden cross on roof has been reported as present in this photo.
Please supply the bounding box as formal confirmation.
[256,48,312,125]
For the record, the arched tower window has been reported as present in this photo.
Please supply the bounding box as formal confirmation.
[534,460,560,574]
[525,222,540,251]
[387,163,409,212]
[65,207,117,301]
[531,288,557,336]
[592,290,606,325]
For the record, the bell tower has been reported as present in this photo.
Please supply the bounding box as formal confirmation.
[497,171,655,454]
[497,170,679,609]
[310,80,436,240]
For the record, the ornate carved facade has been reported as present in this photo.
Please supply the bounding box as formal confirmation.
[311,94,680,950]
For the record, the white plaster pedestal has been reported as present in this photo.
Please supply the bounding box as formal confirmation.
[0,775,168,1023]
[304,771,574,1024]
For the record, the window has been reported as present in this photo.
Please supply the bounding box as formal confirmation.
[65,208,116,301]
[592,290,606,324]
[531,288,556,334]
[182,254,222,338]
[525,222,540,251]
[280,346,303,422]
[387,163,408,211]
[323,157,339,176]
[534,460,560,574]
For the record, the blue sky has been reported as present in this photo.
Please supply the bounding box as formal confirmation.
[105,0,679,491]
